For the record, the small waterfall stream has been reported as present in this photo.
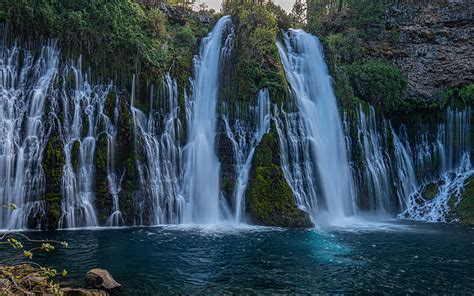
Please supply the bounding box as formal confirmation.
[104,94,124,227]
[58,58,113,229]
[0,41,59,229]
[222,89,271,223]
[277,29,356,224]
[131,75,185,225]
[355,106,393,213]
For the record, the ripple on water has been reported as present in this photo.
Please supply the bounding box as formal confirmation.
[6,221,473,294]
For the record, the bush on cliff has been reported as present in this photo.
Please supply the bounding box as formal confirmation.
[347,60,407,111]
[220,0,289,104]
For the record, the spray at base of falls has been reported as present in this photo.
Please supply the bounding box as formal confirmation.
[277,29,356,224]
[0,41,59,230]
[182,16,233,224]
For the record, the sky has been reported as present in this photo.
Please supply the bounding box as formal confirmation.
[201,0,295,12]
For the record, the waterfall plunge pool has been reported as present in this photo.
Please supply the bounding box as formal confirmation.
[4,221,473,294]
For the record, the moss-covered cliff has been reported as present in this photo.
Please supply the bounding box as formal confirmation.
[246,129,313,228]
[450,176,474,225]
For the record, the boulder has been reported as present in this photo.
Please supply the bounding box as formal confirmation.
[84,269,121,292]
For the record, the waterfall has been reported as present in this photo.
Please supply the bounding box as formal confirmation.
[131,74,185,225]
[222,89,271,224]
[399,107,473,222]
[182,16,233,224]
[105,94,124,227]
[274,109,319,219]
[277,30,356,224]
[355,105,393,213]
[391,126,417,210]
[0,41,59,230]
[58,58,113,229]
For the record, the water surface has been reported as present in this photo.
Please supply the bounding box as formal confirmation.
[14,221,474,294]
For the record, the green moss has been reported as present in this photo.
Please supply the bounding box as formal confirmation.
[45,193,61,229]
[43,134,65,230]
[449,176,474,225]
[422,183,439,201]
[246,130,313,228]
[220,1,289,105]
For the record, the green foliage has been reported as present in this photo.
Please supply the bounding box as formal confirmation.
[175,25,196,47]
[449,176,474,225]
[3,0,157,67]
[0,227,69,294]
[345,0,388,38]
[2,0,210,88]
[442,83,474,109]
[325,28,361,64]
[347,60,407,111]
[146,8,167,38]
[221,0,289,104]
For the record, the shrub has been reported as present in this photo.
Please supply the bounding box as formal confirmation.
[441,83,474,109]
[146,8,167,38]
[175,26,196,47]
[347,60,407,111]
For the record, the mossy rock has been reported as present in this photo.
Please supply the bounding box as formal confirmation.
[246,130,313,228]
[422,183,439,201]
[449,175,474,225]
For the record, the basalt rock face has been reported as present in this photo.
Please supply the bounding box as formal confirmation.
[373,1,473,100]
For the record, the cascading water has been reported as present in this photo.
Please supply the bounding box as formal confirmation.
[222,89,271,223]
[391,126,418,211]
[182,16,233,224]
[0,41,59,230]
[277,30,356,224]
[355,105,393,213]
[58,58,113,229]
[399,107,473,222]
[105,94,124,227]
[274,109,319,218]
[131,75,185,225]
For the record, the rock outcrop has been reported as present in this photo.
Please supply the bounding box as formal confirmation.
[246,130,313,228]
[84,269,121,293]
[372,0,473,100]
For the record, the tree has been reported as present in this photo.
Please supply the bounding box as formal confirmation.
[291,0,307,24]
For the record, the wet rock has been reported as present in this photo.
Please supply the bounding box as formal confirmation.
[84,269,121,292]
[62,287,109,296]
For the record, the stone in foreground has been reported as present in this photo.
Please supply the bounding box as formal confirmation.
[84,269,121,292]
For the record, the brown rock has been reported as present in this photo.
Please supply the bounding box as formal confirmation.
[0,278,11,290]
[62,287,109,296]
[84,269,121,292]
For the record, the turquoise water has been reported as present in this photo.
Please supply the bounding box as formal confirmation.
[10,221,474,294]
